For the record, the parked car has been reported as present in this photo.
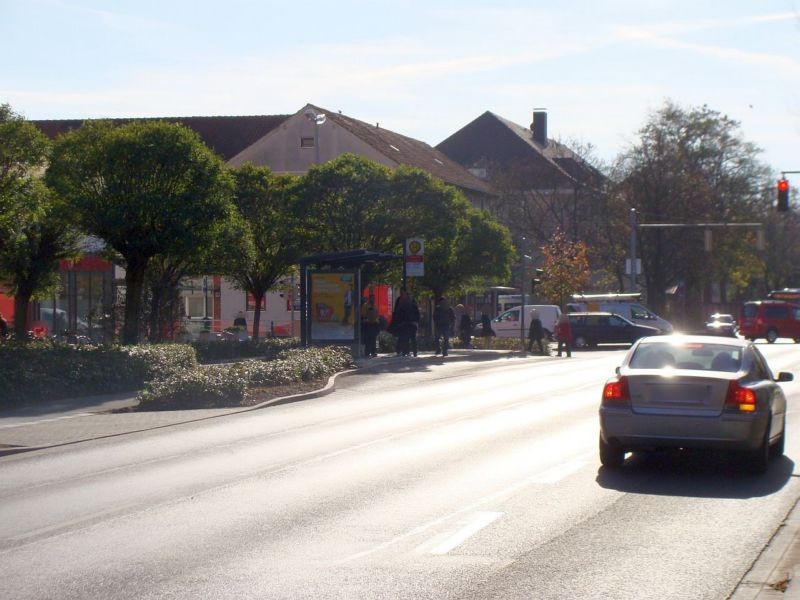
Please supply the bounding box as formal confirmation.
[473,305,561,339]
[739,300,800,343]
[599,335,792,472]
[564,312,662,348]
[704,313,737,337]
[566,296,673,333]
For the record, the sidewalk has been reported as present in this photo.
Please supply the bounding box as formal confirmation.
[0,348,518,456]
[1,346,798,598]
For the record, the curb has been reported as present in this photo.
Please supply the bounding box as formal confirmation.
[730,496,800,599]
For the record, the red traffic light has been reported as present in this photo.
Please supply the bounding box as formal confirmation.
[778,178,790,212]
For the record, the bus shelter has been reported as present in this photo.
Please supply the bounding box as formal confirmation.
[299,250,400,356]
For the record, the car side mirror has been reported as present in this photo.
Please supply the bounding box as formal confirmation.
[776,372,794,382]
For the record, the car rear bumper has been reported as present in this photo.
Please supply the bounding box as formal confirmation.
[599,407,769,451]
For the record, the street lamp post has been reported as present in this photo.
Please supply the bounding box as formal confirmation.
[304,108,327,165]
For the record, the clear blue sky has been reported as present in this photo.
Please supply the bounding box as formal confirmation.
[2,0,798,172]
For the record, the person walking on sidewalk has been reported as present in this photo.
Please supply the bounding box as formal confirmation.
[480,313,494,349]
[433,297,455,356]
[361,294,380,357]
[527,309,546,354]
[408,295,421,357]
[392,289,415,357]
[554,313,572,357]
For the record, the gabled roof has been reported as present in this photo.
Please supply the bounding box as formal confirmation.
[309,105,495,196]
[32,115,290,161]
[437,111,603,189]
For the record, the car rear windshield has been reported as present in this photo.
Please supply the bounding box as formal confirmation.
[630,342,742,371]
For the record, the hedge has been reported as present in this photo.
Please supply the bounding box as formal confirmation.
[191,337,300,363]
[0,342,197,407]
[136,346,355,407]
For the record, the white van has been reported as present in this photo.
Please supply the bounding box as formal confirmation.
[566,298,672,333]
[489,305,561,338]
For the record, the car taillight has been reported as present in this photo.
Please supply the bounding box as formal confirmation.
[602,376,630,405]
[725,380,757,412]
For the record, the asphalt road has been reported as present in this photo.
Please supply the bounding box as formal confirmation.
[1,345,799,599]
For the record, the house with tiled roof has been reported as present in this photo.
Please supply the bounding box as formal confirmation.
[436,109,606,252]
[33,114,291,162]
[437,109,603,194]
[228,104,496,209]
[29,104,497,341]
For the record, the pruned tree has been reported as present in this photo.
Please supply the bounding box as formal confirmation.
[227,164,305,340]
[0,180,81,338]
[0,104,81,338]
[47,120,236,344]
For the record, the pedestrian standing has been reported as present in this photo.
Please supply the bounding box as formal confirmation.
[433,297,455,356]
[527,309,546,354]
[409,295,421,357]
[392,289,413,357]
[361,294,380,357]
[480,313,494,349]
[555,313,572,358]
[459,310,472,349]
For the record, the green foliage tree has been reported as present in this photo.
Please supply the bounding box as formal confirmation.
[0,103,50,202]
[0,180,81,338]
[228,164,305,340]
[0,104,81,338]
[537,229,590,307]
[299,156,515,299]
[47,120,236,344]
[299,154,395,253]
[613,101,770,315]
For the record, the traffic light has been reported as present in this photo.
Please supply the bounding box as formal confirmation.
[778,178,790,212]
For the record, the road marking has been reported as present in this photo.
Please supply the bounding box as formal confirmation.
[339,453,592,563]
[5,502,140,545]
[427,511,503,555]
[0,413,95,430]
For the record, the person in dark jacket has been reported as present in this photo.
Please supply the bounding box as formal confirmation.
[459,311,472,349]
[408,295,421,357]
[361,294,380,357]
[433,297,455,356]
[480,313,494,349]
[392,289,414,356]
[527,309,546,354]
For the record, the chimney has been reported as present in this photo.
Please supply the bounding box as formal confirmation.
[531,109,547,147]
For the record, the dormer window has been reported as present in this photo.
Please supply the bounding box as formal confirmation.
[300,137,315,148]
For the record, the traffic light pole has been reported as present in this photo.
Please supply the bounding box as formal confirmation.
[628,215,763,293]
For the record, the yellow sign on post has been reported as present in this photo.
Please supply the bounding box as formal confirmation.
[405,238,424,277]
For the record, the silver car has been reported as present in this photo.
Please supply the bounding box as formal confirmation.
[599,335,792,473]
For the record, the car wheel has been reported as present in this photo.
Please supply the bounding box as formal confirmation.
[574,335,588,349]
[599,434,625,468]
[747,425,771,474]
[766,329,778,344]
[770,418,786,459]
